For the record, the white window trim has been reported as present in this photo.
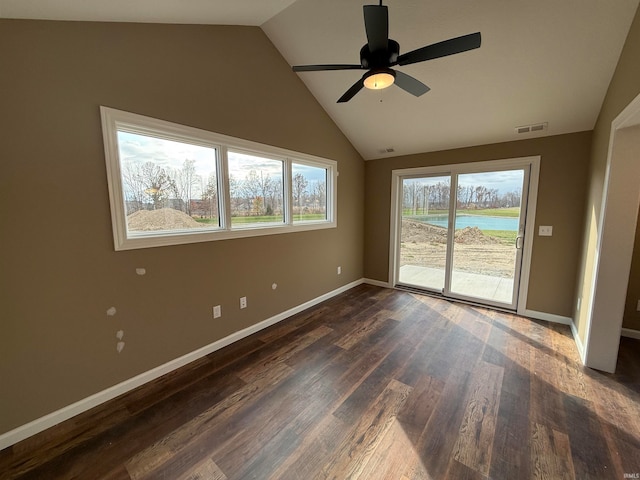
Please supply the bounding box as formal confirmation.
[100,106,337,251]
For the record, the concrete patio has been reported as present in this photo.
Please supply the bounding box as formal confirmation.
[398,264,515,305]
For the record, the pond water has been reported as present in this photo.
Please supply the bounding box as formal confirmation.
[411,214,519,231]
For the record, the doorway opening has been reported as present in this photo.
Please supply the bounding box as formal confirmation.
[581,91,640,373]
[390,156,540,313]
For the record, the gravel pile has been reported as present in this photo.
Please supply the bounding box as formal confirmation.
[127,208,206,231]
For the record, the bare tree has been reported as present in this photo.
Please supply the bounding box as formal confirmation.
[228,174,244,216]
[474,185,488,208]
[170,159,201,215]
[256,171,274,215]
[292,173,309,214]
[312,180,326,213]
[121,163,147,213]
[202,172,218,219]
[242,170,263,215]
[268,178,283,215]
[123,162,172,211]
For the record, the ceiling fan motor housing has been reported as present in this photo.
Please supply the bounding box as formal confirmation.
[360,39,399,69]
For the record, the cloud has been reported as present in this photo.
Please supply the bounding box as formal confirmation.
[117,131,217,177]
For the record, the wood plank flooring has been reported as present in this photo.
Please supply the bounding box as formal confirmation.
[1,284,639,479]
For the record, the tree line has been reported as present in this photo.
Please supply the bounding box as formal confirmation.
[122,160,326,219]
[403,180,522,214]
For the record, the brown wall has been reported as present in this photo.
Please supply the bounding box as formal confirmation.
[574,6,640,339]
[0,20,364,434]
[364,132,592,317]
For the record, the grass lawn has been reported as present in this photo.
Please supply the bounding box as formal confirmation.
[195,214,326,225]
[456,207,520,217]
[483,230,518,244]
[403,207,520,217]
[195,218,219,225]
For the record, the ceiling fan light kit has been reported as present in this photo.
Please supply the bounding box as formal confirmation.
[292,1,481,103]
[363,69,395,90]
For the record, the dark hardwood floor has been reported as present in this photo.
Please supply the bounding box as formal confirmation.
[2,284,639,479]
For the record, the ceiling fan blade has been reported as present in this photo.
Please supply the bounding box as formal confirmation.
[394,70,430,97]
[293,64,364,72]
[337,77,365,103]
[396,32,481,66]
[363,5,389,53]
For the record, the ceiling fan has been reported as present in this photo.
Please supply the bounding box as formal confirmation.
[292,1,481,103]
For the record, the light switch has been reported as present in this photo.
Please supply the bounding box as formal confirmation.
[539,226,553,236]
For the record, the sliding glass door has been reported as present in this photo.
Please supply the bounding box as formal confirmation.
[398,175,451,292]
[395,160,533,310]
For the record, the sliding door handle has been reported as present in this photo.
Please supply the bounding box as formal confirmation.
[515,235,524,249]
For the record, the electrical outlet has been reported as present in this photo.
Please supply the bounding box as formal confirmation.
[337,266,342,275]
[240,296,247,309]
[213,305,221,318]
[539,225,553,236]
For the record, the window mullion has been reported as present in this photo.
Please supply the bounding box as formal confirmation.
[219,146,232,231]
[284,158,293,225]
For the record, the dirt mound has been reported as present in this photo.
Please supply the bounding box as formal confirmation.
[402,220,448,244]
[454,226,500,245]
[127,208,206,231]
[401,219,499,245]
[400,219,513,277]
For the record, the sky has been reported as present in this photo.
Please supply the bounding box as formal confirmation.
[404,169,524,195]
[117,131,326,183]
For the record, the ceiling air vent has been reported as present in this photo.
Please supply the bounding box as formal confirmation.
[515,122,548,134]
[379,147,395,154]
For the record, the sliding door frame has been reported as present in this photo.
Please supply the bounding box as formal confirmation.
[389,155,540,315]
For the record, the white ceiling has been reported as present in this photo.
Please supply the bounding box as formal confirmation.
[0,0,298,26]
[2,0,638,160]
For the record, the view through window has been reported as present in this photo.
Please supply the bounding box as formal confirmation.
[101,107,336,250]
[117,131,220,235]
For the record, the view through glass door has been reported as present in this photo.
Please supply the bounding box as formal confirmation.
[397,165,529,310]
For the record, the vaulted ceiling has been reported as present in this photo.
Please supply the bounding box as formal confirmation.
[2,0,638,159]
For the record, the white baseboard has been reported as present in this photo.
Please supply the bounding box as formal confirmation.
[363,277,391,288]
[521,309,572,326]
[524,309,587,363]
[0,279,364,451]
[621,327,640,340]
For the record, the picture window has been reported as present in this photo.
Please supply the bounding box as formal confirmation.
[101,107,336,250]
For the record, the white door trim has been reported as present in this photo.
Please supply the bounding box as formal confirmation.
[583,92,640,373]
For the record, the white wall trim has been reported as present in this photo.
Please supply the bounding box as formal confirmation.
[0,279,364,451]
[583,90,640,372]
[515,159,541,317]
[363,277,392,288]
[570,319,587,363]
[521,309,572,326]
[621,327,640,340]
